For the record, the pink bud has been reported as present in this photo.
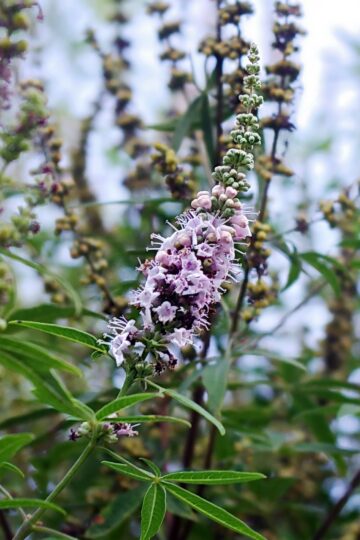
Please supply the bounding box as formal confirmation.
[212,185,225,197]
[225,186,237,199]
[197,195,212,210]
[191,199,200,209]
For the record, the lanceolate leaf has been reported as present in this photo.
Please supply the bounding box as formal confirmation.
[0,336,82,376]
[140,484,166,540]
[300,251,341,295]
[164,483,266,540]
[9,320,107,353]
[161,470,266,485]
[9,303,106,322]
[101,462,153,482]
[172,96,203,151]
[0,351,93,421]
[0,498,65,514]
[147,381,225,435]
[95,393,160,420]
[0,349,72,400]
[0,462,25,478]
[139,458,161,477]
[32,386,94,421]
[283,248,302,290]
[86,485,146,538]
[202,357,230,413]
[0,248,82,316]
[199,93,216,166]
[102,459,154,481]
[0,433,34,464]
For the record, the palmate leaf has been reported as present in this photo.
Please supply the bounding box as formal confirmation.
[147,380,225,435]
[95,393,160,420]
[163,483,266,540]
[140,484,166,540]
[0,433,34,464]
[0,498,65,514]
[9,320,107,354]
[161,470,265,485]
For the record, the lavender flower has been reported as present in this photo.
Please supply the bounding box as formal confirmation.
[102,43,262,373]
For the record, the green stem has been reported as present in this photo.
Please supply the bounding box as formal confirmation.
[32,525,78,540]
[0,484,26,520]
[13,431,97,540]
[117,368,137,398]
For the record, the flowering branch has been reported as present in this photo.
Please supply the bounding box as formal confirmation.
[102,43,262,380]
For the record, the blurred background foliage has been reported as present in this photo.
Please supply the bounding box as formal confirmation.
[0,1,359,539]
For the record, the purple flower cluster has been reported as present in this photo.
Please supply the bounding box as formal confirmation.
[69,421,138,443]
[104,184,251,370]
[102,44,263,372]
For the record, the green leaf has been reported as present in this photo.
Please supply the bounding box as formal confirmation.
[86,485,146,538]
[0,350,93,420]
[0,248,82,316]
[164,483,266,540]
[241,349,306,371]
[0,433,34,463]
[140,484,166,540]
[283,248,302,290]
[147,381,225,435]
[9,304,106,322]
[101,460,154,482]
[9,320,107,353]
[293,443,359,456]
[161,470,265,485]
[300,252,341,295]
[0,462,25,478]
[32,386,94,421]
[139,458,161,477]
[0,498,65,514]
[0,408,57,429]
[166,492,198,521]
[202,358,230,413]
[199,93,215,166]
[0,349,71,400]
[95,393,160,420]
[101,462,153,482]
[172,96,203,151]
[0,336,82,377]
